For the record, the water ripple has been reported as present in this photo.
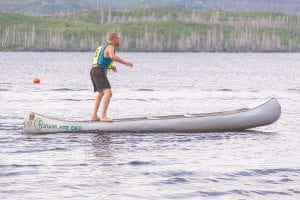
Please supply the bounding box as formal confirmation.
[50,88,87,91]
[162,177,189,184]
[128,161,155,166]
[227,168,300,177]
[136,88,155,91]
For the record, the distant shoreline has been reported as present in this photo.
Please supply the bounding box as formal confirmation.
[1,8,300,52]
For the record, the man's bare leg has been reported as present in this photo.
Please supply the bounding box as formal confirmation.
[101,89,113,122]
[91,92,104,121]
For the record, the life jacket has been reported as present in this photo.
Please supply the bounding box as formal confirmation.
[92,43,114,71]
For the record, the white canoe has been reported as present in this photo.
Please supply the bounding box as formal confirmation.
[23,98,281,134]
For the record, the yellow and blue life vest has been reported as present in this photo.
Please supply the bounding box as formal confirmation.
[92,43,114,71]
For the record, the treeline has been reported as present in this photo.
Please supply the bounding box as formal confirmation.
[1,8,300,52]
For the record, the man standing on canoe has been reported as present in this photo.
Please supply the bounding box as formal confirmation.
[90,32,133,122]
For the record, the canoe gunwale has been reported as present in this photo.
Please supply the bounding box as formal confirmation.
[30,98,276,123]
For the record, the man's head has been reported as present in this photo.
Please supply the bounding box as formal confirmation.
[107,32,120,47]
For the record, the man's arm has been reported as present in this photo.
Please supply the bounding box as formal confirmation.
[108,45,133,67]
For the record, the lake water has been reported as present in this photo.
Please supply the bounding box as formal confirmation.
[0,52,299,199]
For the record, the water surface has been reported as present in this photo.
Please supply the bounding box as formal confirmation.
[0,52,299,199]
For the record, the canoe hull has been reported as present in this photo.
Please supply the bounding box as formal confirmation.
[23,98,281,134]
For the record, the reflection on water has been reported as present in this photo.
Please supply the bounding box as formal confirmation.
[91,134,113,160]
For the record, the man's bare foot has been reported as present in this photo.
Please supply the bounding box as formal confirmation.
[100,117,113,122]
[91,116,100,122]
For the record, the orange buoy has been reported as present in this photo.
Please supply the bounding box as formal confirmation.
[33,77,40,84]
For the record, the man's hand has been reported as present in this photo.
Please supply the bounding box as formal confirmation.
[111,66,117,73]
[125,62,133,68]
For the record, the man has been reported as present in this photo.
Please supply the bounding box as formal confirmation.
[90,32,133,122]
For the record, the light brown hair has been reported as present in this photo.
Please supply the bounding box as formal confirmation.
[107,32,119,42]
